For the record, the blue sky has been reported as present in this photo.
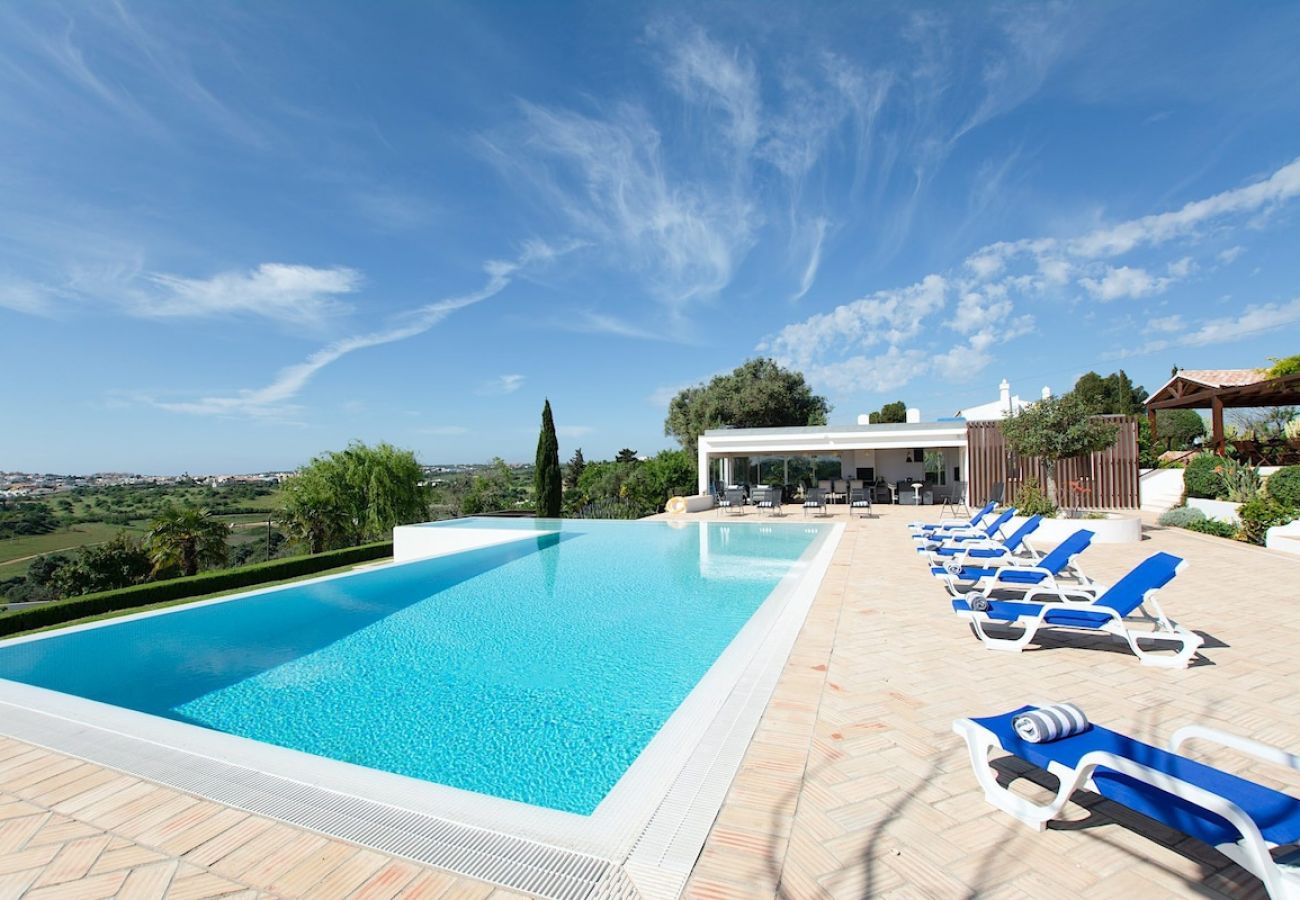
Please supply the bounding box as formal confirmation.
[3,1,1300,473]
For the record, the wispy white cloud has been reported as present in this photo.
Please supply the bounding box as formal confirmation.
[759,274,948,370]
[1069,156,1300,257]
[555,310,676,342]
[152,241,571,418]
[652,21,760,154]
[790,217,828,301]
[137,263,361,325]
[1078,265,1172,301]
[419,425,470,436]
[491,100,758,320]
[1217,245,1245,264]
[0,277,58,316]
[764,155,1300,398]
[556,425,593,439]
[1106,298,1300,359]
[478,374,526,396]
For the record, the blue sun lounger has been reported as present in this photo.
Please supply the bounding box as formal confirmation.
[954,705,1300,898]
[913,507,1016,548]
[909,500,995,534]
[930,528,1095,598]
[918,514,1041,562]
[950,551,1202,667]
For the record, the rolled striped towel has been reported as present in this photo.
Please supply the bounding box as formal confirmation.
[944,561,964,577]
[1012,704,1089,743]
[967,592,990,612]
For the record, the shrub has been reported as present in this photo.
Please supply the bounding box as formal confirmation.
[0,541,392,638]
[1236,497,1297,546]
[1184,518,1237,538]
[1183,453,1226,500]
[1216,456,1261,503]
[1013,478,1058,517]
[1266,466,1300,509]
[1158,506,1206,528]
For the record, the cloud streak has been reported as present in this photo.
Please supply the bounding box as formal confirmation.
[153,240,571,417]
[763,155,1300,395]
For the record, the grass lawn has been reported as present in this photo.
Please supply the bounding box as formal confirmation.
[0,523,148,578]
[4,558,389,640]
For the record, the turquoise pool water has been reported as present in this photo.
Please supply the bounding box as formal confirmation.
[0,519,828,814]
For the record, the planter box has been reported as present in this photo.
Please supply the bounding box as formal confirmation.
[1187,497,1242,525]
[1006,513,1142,544]
[1266,519,1300,557]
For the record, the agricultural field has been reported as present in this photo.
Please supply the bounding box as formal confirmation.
[0,482,284,580]
[0,522,149,579]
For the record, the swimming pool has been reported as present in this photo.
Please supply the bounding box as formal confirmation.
[0,517,841,897]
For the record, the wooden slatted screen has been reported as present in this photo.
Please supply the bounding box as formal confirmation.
[966,415,1140,509]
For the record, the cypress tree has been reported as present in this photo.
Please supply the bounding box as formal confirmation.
[534,399,562,517]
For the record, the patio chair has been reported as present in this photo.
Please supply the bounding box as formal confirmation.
[930,528,1096,598]
[718,488,747,516]
[985,482,1006,506]
[950,552,1202,667]
[913,507,1016,546]
[910,501,995,535]
[802,488,828,517]
[848,487,873,518]
[754,486,782,516]
[939,484,970,520]
[830,479,848,503]
[919,514,1040,562]
[952,705,1300,899]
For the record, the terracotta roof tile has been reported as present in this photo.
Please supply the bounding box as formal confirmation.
[1174,368,1268,388]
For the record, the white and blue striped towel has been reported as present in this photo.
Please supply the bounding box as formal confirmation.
[1012,704,1089,743]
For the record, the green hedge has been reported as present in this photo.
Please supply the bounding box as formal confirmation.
[1183,452,1225,500]
[0,541,392,637]
[1266,466,1300,508]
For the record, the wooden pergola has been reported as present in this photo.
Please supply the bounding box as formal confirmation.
[1145,368,1300,454]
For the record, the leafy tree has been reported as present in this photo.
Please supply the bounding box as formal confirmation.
[615,448,640,463]
[868,401,907,424]
[1000,394,1120,506]
[1139,409,1207,465]
[564,448,586,490]
[665,358,830,455]
[280,441,427,550]
[148,504,230,577]
[52,534,153,597]
[1070,370,1147,415]
[1230,406,1299,440]
[534,399,563,517]
[460,458,521,515]
[1266,354,1300,378]
[623,450,696,514]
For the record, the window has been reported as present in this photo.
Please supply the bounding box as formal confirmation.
[924,451,946,485]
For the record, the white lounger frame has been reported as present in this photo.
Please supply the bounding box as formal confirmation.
[953,713,1300,898]
[953,570,1203,668]
[934,558,1096,600]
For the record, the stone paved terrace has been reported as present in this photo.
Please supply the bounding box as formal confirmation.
[0,503,1298,898]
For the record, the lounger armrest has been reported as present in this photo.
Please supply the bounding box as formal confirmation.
[1071,749,1273,858]
[1021,585,1100,605]
[1170,726,1300,772]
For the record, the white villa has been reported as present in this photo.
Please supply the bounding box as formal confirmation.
[696,378,1051,504]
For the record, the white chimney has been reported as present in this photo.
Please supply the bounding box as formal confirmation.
[1041,385,1052,400]
[999,379,1011,411]
[906,407,921,424]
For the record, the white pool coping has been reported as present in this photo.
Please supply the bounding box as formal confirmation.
[0,519,843,899]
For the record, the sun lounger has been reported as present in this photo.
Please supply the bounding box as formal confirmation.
[953,704,1300,898]
[930,528,1095,598]
[950,551,1202,667]
[919,514,1040,562]
[913,507,1016,547]
[910,500,995,535]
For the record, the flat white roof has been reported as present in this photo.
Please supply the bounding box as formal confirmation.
[699,421,967,454]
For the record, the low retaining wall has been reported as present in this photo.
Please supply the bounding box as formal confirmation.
[1006,513,1142,544]
[1187,497,1242,524]
[392,524,551,562]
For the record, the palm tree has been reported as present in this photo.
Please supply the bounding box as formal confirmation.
[148,503,230,577]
